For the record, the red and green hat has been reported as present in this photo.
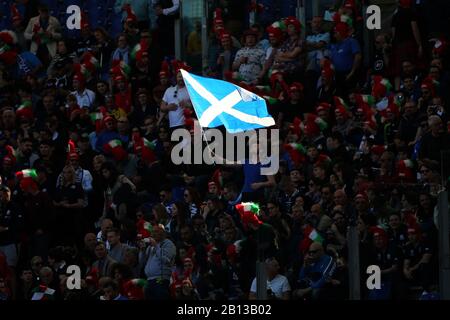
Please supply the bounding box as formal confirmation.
[235,202,262,228]
[103,139,127,161]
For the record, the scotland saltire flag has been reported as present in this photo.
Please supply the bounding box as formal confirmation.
[180,70,275,133]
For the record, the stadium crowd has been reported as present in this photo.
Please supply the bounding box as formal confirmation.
[0,0,450,300]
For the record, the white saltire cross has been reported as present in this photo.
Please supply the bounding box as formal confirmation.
[180,70,275,128]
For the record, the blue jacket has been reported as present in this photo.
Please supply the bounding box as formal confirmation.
[299,254,336,289]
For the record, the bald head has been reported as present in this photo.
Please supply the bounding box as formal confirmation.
[307,242,324,262]
[101,219,113,234]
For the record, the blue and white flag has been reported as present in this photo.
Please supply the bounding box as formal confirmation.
[180,70,275,133]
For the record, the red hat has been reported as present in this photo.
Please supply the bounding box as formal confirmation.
[16,169,39,192]
[334,22,349,38]
[397,159,415,180]
[11,3,22,23]
[69,152,79,160]
[369,226,388,246]
[371,145,386,156]
[114,74,126,83]
[354,193,368,202]
[335,105,348,117]
[219,31,231,41]
[123,4,137,24]
[103,115,114,123]
[3,154,15,166]
[304,113,327,137]
[316,102,331,113]
[0,31,16,45]
[103,139,127,161]
[421,77,437,97]
[407,225,420,234]
[266,25,283,41]
[343,0,356,10]
[160,60,170,77]
[172,60,191,74]
[432,38,447,56]
[123,279,147,300]
[284,16,301,32]
[16,100,33,120]
[371,76,392,99]
[73,72,85,84]
[235,202,262,228]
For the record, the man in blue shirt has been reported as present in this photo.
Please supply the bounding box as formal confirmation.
[294,242,336,300]
[328,22,361,95]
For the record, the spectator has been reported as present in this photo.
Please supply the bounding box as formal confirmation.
[391,0,423,90]
[419,115,450,164]
[249,257,291,300]
[92,242,117,278]
[24,4,62,65]
[273,16,304,81]
[328,22,361,94]
[107,228,130,263]
[102,279,128,300]
[306,16,330,73]
[140,224,176,300]
[232,29,265,84]
[160,69,189,130]
[294,242,336,300]
[111,34,130,66]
